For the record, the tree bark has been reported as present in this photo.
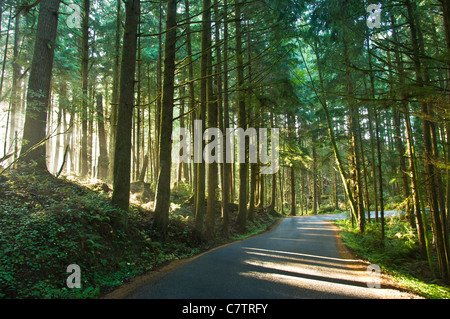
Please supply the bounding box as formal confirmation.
[109,0,121,182]
[269,113,276,211]
[366,37,384,238]
[111,0,140,211]
[206,0,217,238]
[184,0,197,207]
[153,0,177,234]
[216,0,230,234]
[406,0,449,281]
[195,0,210,235]
[390,12,427,253]
[96,94,109,180]
[20,0,61,169]
[8,13,21,155]
[80,0,90,178]
[235,1,248,231]
[308,45,359,222]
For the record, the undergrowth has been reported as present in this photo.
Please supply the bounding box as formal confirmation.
[335,215,450,299]
[0,166,279,299]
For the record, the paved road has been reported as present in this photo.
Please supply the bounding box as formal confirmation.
[128,213,418,299]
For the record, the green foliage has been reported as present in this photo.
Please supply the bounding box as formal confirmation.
[170,183,193,204]
[0,167,279,299]
[337,217,419,266]
[335,216,450,299]
[0,168,200,299]
[230,209,280,241]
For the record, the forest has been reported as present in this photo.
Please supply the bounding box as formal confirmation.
[0,0,449,299]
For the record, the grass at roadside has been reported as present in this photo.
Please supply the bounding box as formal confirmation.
[334,216,450,299]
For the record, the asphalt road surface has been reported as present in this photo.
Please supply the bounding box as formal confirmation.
[128,213,419,299]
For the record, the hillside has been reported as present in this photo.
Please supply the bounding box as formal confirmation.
[0,165,280,299]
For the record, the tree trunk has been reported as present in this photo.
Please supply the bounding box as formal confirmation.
[390,13,426,252]
[312,135,318,215]
[235,1,248,231]
[8,13,21,155]
[195,0,210,235]
[217,0,230,234]
[154,4,163,179]
[111,0,140,211]
[366,37,384,238]
[184,0,196,207]
[20,0,61,169]
[269,112,276,211]
[310,46,359,222]
[52,82,64,174]
[346,62,365,234]
[0,5,12,102]
[374,109,385,240]
[153,0,177,234]
[393,107,414,227]
[80,0,90,178]
[134,27,142,182]
[288,114,296,216]
[442,0,450,230]
[109,0,121,182]
[205,0,217,238]
[96,94,109,180]
[406,0,449,281]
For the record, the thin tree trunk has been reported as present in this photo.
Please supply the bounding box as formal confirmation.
[52,82,64,174]
[205,0,217,238]
[8,13,21,155]
[269,113,276,211]
[308,46,359,222]
[0,5,12,102]
[312,135,318,215]
[97,94,109,180]
[195,0,210,235]
[80,0,90,178]
[235,0,248,231]
[184,0,196,209]
[345,47,365,233]
[217,0,230,234]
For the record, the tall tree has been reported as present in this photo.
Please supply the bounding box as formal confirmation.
[221,0,231,233]
[96,93,108,180]
[20,0,61,169]
[80,0,90,178]
[153,0,178,234]
[235,0,248,231]
[7,12,21,155]
[111,0,140,211]
[109,0,122,181]
[406,0,449,281]
[206,0,218,238]
[195,0,211,234]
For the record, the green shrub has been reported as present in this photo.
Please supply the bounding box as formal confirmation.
[335,216,450,299]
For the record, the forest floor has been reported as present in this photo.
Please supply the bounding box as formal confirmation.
[0,164,282,299]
